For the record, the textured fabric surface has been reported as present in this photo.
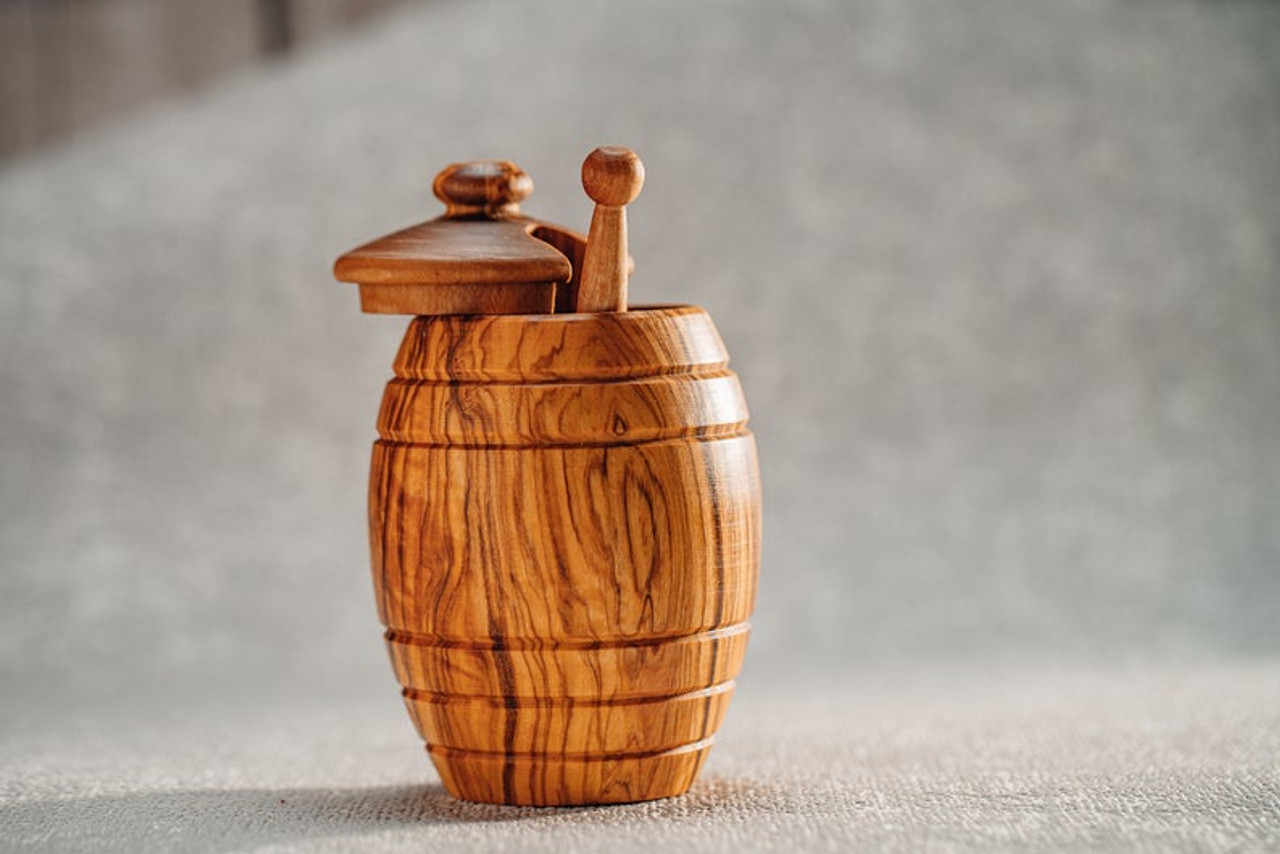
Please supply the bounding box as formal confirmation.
[4,667,1280,853]
[2,0,1279,850]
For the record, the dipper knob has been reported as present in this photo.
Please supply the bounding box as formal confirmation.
[433,160,533,219]
[581,147,644,207]
[577,147,644,312]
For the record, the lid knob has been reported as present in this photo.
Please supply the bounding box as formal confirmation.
[433,160,534,219]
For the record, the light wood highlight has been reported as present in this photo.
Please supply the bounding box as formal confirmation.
[368,306,760,805]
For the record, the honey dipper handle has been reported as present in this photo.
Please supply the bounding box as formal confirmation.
[576,147,644,312]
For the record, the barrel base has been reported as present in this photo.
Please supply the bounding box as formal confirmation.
[427,740,713,806]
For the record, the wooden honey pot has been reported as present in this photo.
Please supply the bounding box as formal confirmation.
[335,147,761,806]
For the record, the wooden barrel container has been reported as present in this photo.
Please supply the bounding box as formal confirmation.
[369,305,761,805]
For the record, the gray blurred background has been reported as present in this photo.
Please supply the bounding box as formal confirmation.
[1,1,1279,850]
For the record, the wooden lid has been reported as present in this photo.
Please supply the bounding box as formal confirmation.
[333,160,572,315]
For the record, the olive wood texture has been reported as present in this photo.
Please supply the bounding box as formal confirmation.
[369,306,761,805]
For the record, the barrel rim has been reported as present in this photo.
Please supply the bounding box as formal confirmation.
[392,303,731,383]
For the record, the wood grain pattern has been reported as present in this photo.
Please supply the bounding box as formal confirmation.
[368,306,761,805]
